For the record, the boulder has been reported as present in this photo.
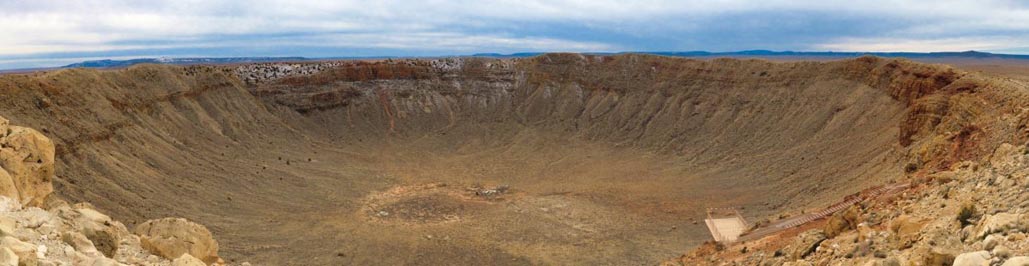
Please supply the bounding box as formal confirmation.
[0,117,55,208]
[889,215,928,248]
[0,197,17,213]
[983,234,1000,250]
[0,171,16,207]
[787,229,827,260]
[1003,257,1029,266]
[993,245,1012,259]
[65,207,129,258]
[61,232,99,257]
[825,206,860,238]
[0,217,14,237]
[976,213,1027,239]
[0,236,35,265]
[90,256,121,266]
[134,218,219,264]
[0,247,15,266]
[782,260,814,266]
[908,246,956,266]
[170,254,206,266]
[879,257,902,266]
[952,251,990,266]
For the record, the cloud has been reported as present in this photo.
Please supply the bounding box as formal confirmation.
[1,0,1028,68]
[815,37,1022,52]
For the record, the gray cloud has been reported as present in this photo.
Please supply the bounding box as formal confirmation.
[1,0,1028,68]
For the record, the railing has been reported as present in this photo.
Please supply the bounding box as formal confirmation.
[730,182,910,243]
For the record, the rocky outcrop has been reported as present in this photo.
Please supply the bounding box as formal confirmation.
[672,142,1029,265]
[0,116,54,207]
[0,197,159,265]
[172,254,207,266]
[135,218,220,264]
[787,230,826,260]
[234,61,346,84]
[953,250,991,266]
[0,116,230,265]
[0,195,232,265]
[1004,256,1029,266]
[975,213,1027,239]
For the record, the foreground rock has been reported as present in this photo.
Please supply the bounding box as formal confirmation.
[0,116,233,265]
[671,143,1029,265]
[0,116,54,208]
[135,218,221,264]
[0,197,165,265]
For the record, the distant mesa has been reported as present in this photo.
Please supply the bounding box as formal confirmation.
[56,50,1029,70]
[470,52,545,58]
[63,57,309,68]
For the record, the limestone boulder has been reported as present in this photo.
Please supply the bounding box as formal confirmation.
[824,205,860,238]
[907,245,956,266]
[62,231,100,257]
[952,251,990,266]
[171,253,207,266]
[983,234,1001,250]
[976,213,1027,239]
[134,218,219,264]
[1003,257,1029,266]
[0,247,15,266]
[889,215,928,248]
[787,229,827,260]
[0,217,14,237]
[59,206,132,258]
[0,236,36,265]
[0,116,55,208]
[993,245,1012,259]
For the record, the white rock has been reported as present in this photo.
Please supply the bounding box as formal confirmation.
[90,257,121,266]
[35,244,46,258]
[20,207,51,228]
[993,245,1012,258]
[0,247,16,266]
[953,250,991,266]
[134,218,219,263]
[0,236,35,260]
[984,234,1001,250]
[1003,257,1029,266]
[60,232,98,256]
[0,217,14,237]
[170,253,206,266]
[0,197,18,213]
[977,213,1027,239]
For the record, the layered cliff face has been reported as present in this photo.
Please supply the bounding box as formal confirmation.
[0,54,1021,265]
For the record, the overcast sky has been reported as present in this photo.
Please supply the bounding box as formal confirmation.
[2,0,1029,69]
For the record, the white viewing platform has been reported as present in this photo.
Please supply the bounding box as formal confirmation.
[704,207,748,243]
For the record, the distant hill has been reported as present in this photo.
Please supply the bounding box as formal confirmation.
[646,50,1029,59]
[53,50,1029,70]
[470,52,545,58]
[63,57,309,68]
[475,50,1029,60]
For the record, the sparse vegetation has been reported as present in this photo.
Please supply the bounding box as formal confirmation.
[957,202,977,227]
